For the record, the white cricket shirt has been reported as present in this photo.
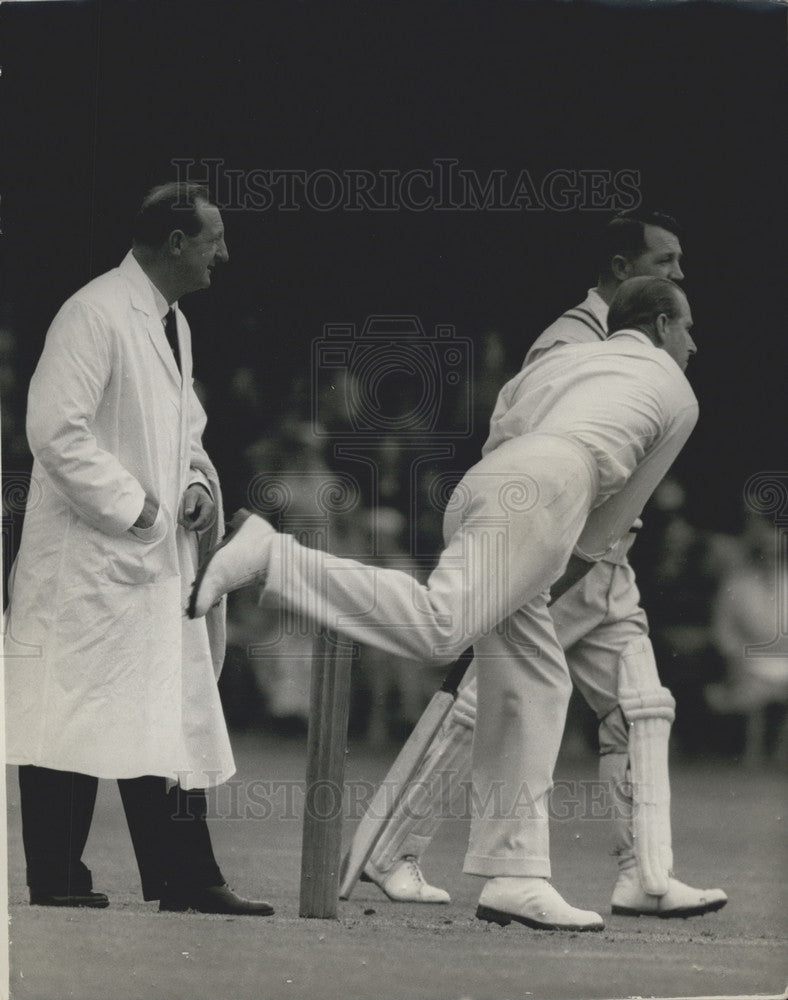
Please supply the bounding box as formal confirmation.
[524,288,609,366]
[483,330,698,560]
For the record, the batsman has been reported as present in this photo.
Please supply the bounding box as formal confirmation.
[339,210,728,919]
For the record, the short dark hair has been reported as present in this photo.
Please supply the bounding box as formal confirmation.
[132,182,212,248]
[598,209,682,280]
[607,276,685,335]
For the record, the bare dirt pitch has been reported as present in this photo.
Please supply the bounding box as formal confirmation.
[6,734,787,1000]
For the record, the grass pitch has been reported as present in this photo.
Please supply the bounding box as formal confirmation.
[6,733,787,1000]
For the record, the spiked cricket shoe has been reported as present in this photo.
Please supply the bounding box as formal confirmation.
[611,868,728,918]
[476,877,604,931]
[366,857,450,904]
[188,509,274,618]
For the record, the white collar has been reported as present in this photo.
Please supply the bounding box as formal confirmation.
[146,278,174,324]
[124,250,176,323]
[606,328,657,348]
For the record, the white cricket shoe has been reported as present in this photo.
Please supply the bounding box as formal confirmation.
[366,857,451,904]
[611,868,728,918]
[476,877,604,932]
[188,509,275,618]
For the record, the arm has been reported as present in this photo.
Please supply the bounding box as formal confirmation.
[27,299,147,535]
[186,381,214,484]
[134,494,159,528]
[180,382,218,532]
[573,402,698,561]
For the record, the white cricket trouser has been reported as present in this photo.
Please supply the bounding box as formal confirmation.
[556,562,650,870]
[367,560,649,877]
[264,432,600,876]
[554,560,649,723]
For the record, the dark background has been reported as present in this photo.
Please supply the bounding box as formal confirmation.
[1,0,786,529]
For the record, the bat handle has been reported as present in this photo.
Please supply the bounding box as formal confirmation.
[440,647,474,697]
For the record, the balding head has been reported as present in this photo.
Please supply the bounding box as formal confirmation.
[608,276,697,370]
[131,181,228,304]
[608,276,684,333]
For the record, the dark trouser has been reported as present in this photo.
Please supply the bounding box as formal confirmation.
[18,765,224,901]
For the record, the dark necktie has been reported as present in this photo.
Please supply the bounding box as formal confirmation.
[163,308,181,373]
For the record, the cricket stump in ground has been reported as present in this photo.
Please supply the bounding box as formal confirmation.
[299,629,354,918]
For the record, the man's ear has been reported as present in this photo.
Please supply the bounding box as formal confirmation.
[653,312,669,346]
[167,229,185,256]
[610,254,631,282]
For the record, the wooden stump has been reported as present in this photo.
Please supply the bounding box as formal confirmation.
[299,629,353,918]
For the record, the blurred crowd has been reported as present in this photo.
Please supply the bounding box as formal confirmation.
[2,320,786,765]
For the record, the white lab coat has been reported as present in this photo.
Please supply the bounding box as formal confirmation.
[4,252,234,789]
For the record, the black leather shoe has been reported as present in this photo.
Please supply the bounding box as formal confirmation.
[159,883,274,916]
[30,890,109,908]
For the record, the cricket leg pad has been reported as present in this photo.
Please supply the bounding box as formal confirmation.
[365,697,474,882]
[452,675,477,730]
[617,635,675,896]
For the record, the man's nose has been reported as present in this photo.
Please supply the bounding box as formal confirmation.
[670,261,684,281]
[216,239,229,264]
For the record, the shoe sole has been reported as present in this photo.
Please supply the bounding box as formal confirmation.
[476,904,604,932]
[187,508,253,618]
[612,899,728,919]
[31,897,109,909]
[160,902,275,916]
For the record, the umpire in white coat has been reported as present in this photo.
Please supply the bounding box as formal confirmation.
[4,183,273,915]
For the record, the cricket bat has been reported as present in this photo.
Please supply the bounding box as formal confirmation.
[338,647,474,900]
